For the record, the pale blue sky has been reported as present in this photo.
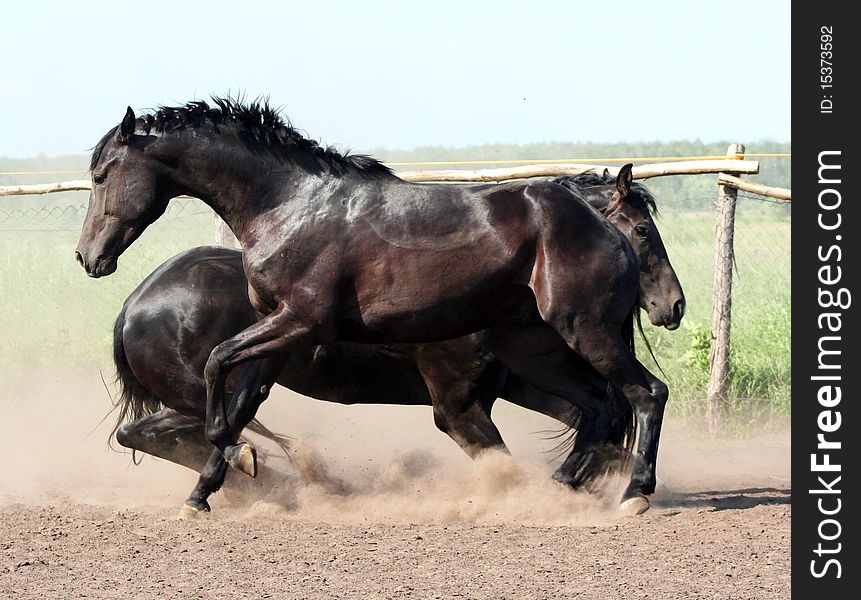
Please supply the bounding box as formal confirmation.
[0,0,790,158]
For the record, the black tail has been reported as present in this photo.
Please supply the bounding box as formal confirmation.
[110,305,163,447]
[245,419,294,460]
[543,404,583,461]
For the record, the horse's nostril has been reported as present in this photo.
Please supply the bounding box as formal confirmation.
[673,299,686,320]
[75,251,85,268]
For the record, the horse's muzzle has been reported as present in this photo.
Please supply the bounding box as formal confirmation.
[75,251,117,278]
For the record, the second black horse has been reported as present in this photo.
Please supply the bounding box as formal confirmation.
[111,171,683,516]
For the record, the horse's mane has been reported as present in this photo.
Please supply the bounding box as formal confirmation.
[91,96,393,179]
[554,171,658,215]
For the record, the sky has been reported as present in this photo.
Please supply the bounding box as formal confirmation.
[0,0,790,158]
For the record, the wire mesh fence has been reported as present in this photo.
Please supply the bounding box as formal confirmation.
[649,193,789,426]
[0,195,218,375]
[0,184,790,426]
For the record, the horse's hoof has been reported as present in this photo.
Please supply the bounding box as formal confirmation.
[225,442,257,478]
[552,470,582,491]
[619,495,650,516]
[178,502,209,520]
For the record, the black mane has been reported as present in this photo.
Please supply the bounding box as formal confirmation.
[553,171,658,215]
[91,97,392,178]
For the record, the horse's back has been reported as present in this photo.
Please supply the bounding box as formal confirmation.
[123,246,254,348]
[124,246,246,309]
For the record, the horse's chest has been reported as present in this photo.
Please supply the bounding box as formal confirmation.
[244,238,313,281]
[242,251,290,313]
[246,283,272,315]
[243,236,340,311]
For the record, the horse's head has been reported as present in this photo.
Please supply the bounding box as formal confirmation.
[599,165,686,330]
[75,107,175,277]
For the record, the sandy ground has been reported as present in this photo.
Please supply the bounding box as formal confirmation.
[0,373,790,599]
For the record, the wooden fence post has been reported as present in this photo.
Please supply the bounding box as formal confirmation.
[214,214,236,248]
[706,143,745,434]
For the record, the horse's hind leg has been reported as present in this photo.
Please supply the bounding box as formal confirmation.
[488,323,630,490]
[118,409,250,516]
[551,405,633,491]
[116,408,282,517]
[505,380,631,490]
[116,409,212,472]
[431,396,506,460]
[413,342,508,458]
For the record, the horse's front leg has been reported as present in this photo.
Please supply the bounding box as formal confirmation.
[183,357,286,515]
[203,301,324,476]
[638,369,669,495]
[555,325,666,515]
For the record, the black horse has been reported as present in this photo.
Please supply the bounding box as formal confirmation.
[77,99,683,514]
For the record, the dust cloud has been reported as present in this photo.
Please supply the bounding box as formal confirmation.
[1,370,198,507]
[1,369,790,526]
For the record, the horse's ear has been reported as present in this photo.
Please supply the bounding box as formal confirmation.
[616,163,633,199]
[603,168,612,178]
[117,106,136,144]
[606,164,633,213]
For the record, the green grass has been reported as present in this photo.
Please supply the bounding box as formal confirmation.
[0,197,790,428]
[0,198,216,373]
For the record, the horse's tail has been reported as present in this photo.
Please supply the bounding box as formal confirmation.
[110,305,163,449]
[245,418,294,460]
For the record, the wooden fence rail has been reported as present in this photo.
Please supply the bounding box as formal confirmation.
[0,159,761,197]
[0,179,91,197]
[716,173,791,201]
[396,159,760,183]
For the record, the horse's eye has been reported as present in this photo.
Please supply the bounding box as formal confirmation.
[635,225,649,237]
[93,174,107,185]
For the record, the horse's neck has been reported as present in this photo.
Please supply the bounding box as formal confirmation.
[172,146,299,240]
[583,186,614,214]
[165,136,396,240]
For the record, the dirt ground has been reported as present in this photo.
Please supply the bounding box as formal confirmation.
[0,375,790,599]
